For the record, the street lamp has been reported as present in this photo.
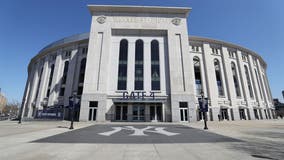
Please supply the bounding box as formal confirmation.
[200,91,208,130]
[69,91,79,130]
[18,102,24,124]
[41,98,48,119]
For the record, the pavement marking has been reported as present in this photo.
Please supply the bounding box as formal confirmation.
[98,127,123,136]
[98,126,180,136]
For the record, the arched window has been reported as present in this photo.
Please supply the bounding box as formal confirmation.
[151,40,160,90]
[231,62,241,97]
[254,69,263,99]
[79,58,86,83]
[193,57,202,95]
[35,67,43,100]
[46,64,55,97]
[263,74,271,101]
[62,61,69,85]
[135,39,144,90]
[59,61,69,96]
[244,65,254,98]
[214,59,224,96]
[117,39,128,90]
[78,58,86,95]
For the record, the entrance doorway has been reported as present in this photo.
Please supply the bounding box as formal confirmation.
[221,108,229,120]
[88,108,97,121]
[150,104,162,122]
[179,102,188,122]
[254,109,259,120]
[180,108,188,122]
[133,105,145,121]
[239,109,246,120]
[115,105,128,121]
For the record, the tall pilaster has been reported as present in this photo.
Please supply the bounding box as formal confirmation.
[221,47,234,105]
[36,59,49,110]
[203,43,219,121]
[64,47,79,105]
[144,39,151,92]
[26,63,40,118]
[48,50,63,106]
[248,55,261,105]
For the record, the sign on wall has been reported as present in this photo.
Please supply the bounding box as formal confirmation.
[122,91,155,100]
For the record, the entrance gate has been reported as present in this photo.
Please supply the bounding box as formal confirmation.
[133,105,145,121]
[221,109,229,120]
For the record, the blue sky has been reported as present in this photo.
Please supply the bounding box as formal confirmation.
[0,0,284,102]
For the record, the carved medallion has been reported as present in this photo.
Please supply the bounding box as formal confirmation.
[96,16,106,24]
[171,17,181,26]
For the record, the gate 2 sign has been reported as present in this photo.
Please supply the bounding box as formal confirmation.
[198,98,208,112]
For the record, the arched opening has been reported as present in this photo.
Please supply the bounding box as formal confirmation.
[117,39,128,90]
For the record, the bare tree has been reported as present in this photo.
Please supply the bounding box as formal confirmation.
[2,100,20,119]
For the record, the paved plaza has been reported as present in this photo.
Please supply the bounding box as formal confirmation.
[0,120,283,160]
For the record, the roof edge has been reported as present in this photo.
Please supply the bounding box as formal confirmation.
[88,5,191,17]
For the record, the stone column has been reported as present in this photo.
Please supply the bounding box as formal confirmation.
[235,52,246,99]
[159,38,167,94]
[21,70,32,118]
[263,71,273,103]
[127,104,133,122]
[127,40,135,91]
[248,55,260,103]
[198,53,208,100]
[255,59,270,116]
[26,63,40,118]
[64,47,79,105]
[162,102,166,122]
[48,50,63,106]
[202,43,219,121]
[36,59,49,110]
[221,47,235,109]
[144,39,151,91]
[235,51,250,120]
[23,64,36,117]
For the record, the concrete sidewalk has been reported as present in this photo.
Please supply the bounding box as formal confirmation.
[0,120,283,160]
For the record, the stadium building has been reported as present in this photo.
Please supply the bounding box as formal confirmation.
[20,5,275,122]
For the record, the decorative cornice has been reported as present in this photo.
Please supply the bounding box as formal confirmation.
[88,5,191,17]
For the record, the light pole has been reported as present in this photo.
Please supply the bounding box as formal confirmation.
[69,91,78,130]
[18,103,23,124]
[18,109,22,124]
[282,90,284,100]
[41,98,48,119]
[200,91,208,130]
